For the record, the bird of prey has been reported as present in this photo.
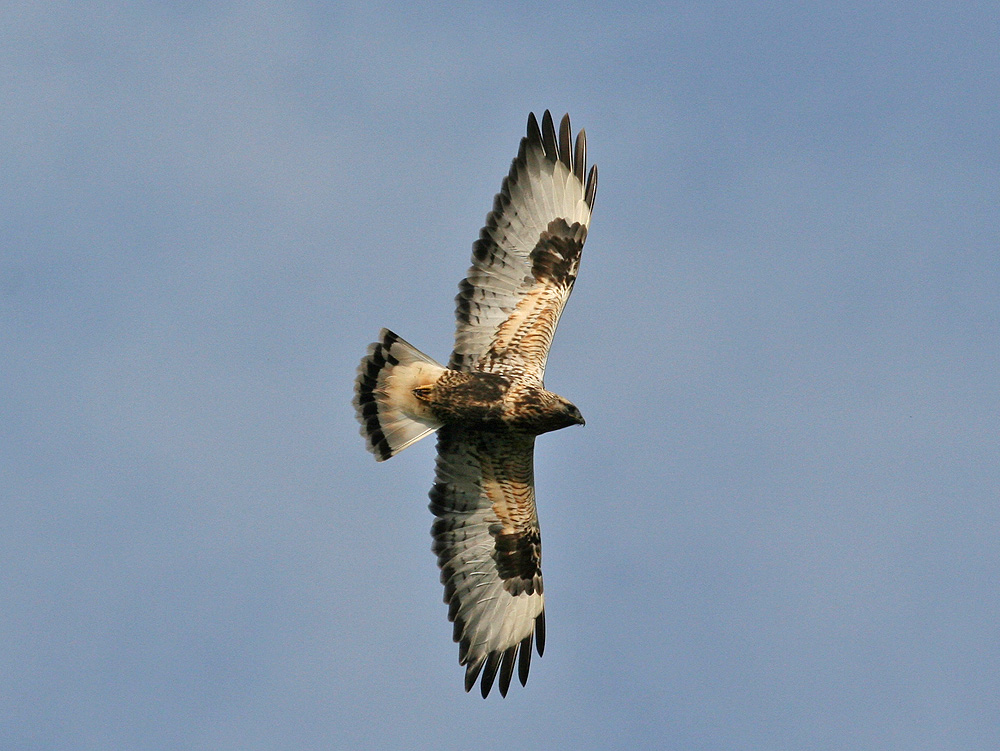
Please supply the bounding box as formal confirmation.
[353,111,597,697]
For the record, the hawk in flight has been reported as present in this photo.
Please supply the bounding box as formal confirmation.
[354,111,597,697]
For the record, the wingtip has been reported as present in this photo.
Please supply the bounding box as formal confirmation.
[464,656,484,693]
[540,110,558,161]
[479,651,501,698]
[526,111,542,146]
[524,111,596,205]
[518,631,533,686]
[498,644,517,697]
[585,163,598,210]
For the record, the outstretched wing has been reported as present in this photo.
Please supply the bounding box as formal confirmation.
[429,426,546,698]
[450,111,598,383]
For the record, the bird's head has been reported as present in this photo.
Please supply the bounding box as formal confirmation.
[522,389,586,434]
[561,398,586,427]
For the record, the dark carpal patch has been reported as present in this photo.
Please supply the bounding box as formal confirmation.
[491,525,542,595]
[530,218,587,285]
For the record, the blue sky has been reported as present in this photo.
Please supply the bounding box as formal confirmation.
[3,2,999,749]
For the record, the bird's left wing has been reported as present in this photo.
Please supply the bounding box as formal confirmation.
[429,426,546,698]
[450,111,597,384]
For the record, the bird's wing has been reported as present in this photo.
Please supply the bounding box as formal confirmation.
[429,426,546,697]
[450,111,597,384]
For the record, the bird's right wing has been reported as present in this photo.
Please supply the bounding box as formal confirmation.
[449,111,597,384]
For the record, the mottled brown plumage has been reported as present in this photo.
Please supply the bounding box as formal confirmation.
[353,111,597,697]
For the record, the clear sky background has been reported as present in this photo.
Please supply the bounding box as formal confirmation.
[4,2,999,749]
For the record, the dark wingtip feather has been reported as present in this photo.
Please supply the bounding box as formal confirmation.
[479,652,502,698]
[518,632,533,686]
[574,128,587,183]
[527,112,596,208]
[540,110,558,161]
[464,658,484,693]
[558,114,573,171]
[498,645,518,697]
[526,112,542,146]
[535,610,546,656]
[585,164,598,210]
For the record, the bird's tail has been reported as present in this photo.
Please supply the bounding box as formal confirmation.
[353,329,446,461]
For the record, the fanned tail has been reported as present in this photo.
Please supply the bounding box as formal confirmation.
[353,329,445,461]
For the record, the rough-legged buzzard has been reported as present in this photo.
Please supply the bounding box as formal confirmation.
[354,111,597,697]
